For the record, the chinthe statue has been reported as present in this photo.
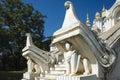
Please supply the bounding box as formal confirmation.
[63,41,90,76]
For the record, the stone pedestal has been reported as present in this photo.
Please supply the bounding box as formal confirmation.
[56,74,97,80]
[21,72,39,80]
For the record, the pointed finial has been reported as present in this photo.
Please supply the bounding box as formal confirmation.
[61,1,79,29]
[95,12,100,19]
[102,5,105,12]
[102,5,106,18]
[64,1,72,9]
[86,13,90,21]
[22,33,35,52]
[26,33,34,47]
[86,13,91,27]
[116,0,120,2]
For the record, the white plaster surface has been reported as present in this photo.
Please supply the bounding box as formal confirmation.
[21,0,120,80]
[56,74,97,80]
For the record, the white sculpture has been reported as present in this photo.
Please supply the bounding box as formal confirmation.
[34,63,41,74]
[83,58,90,75]
[64,41,78,75]
[21,1,120,80]
[64,41,90,76]
[26,56,41,74]
[26,56,34,73]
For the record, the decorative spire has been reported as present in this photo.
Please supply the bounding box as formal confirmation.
[52,1,82,44]
[95,12,100,20]
[102,5,105,12]
[86,13,91,27]
[116,0,120,2]
[22,33,34,52]
[25,33,34,47]
[102,5,106,18]
[61,1,79,29]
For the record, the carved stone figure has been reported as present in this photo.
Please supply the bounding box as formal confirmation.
[83,58,90,75]
[96,36,116,68]
[26,56,42,74]
[34,63,41,74]
[64,41,78,75]
[21,0,120,80]
[26,56,34,73]
[64,41,90,75]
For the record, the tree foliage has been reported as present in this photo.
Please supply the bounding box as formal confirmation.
[0,0,50,70]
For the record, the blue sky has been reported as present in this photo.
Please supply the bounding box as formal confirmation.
[23,0,115,37]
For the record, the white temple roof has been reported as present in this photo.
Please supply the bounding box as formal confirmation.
[52,1,83,44]
[53,1,81,36]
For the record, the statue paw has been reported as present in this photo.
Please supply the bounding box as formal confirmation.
[70,73,76,76]
[83,71,90,75]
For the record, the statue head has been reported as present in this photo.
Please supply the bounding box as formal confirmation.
[65,41,72,51]
[64,1,72,9]
[26,56,30,60]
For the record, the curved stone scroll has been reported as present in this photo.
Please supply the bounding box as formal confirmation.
[22,33,56,73]
[96,36,116,68]
[52,1,117,76]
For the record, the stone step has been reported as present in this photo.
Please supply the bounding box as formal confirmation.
[49,70,66,75]
[44,74,57,79]
[54,67,66,71]
[35,61,66,80]
[50,66,66,71]
[40,73,45,77]
[21,79,29,80]
[40,71,64,79]
[35,77,40,80]
[40,77,56,80]
[56,74,97,80]
[39,73,63,80]
[50,67,55,70]
[35,77,56,80]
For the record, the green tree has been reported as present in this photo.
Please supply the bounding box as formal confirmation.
[0,0,50,70]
